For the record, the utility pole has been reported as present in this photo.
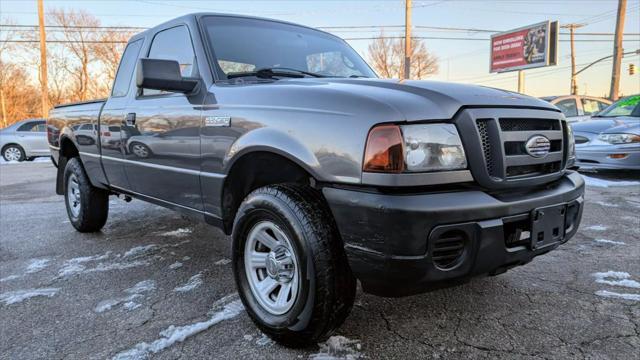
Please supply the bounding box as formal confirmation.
[609,0,626,101]
[404,0,412,80]
[562,24,584,95]
[37,0,49,118]
[517,70,525,93]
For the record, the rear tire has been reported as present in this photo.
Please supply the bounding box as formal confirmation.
[2,145,25,162]
[232,184,356,348]
[64,157,109,232]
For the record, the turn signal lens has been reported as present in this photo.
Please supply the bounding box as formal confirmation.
[363,125,404,173]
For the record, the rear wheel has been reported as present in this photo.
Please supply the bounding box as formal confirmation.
[232,184,356,348]
[64,157,109,232]
[2,145,25,162]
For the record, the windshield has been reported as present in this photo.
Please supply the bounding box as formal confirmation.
[202,16,377,80]
[595,95,640,117]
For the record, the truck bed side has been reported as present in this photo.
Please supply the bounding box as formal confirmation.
[47,100,109,194]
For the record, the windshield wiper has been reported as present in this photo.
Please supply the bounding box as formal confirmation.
[227,67,326,79]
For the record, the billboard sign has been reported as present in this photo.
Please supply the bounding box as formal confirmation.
[490,21,558,73]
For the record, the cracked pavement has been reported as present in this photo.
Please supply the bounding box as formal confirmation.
[1,162,638,359]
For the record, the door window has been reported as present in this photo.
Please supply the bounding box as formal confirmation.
[555,99,578,117]
[582,98,603,115]
[111,39,143,98]
[17,121,45,132]
[144,26,195,96]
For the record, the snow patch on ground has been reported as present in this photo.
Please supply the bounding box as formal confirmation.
[595,290,640,302]
[0,157,51,165]
[169,262,183,270]
[256,334,274,346]
[0,275,21,282]
[112,298,244,360]
[123,245,158,258]
[182,256,191,261]
[584,225,607,231]
[95,280,156,313]
[173,273,203,293]
[26,258,51,273]
[159,228,192,237]
[592,271,640,289]
[594,239,626,245]
[0,288,59,305]
[582,175,640,188]
[594,201,619,208]
[58,241,189,278]
[214,258,231,265]
[310,336,363,360]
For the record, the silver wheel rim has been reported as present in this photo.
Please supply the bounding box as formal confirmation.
[244,221,300,315]
[67,173,81,218]
[4,147,21,161]
[132,144,148,158]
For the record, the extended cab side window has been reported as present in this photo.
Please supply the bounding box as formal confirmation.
[143,26,195,96]
[111,39,143,97]
[555,99,578,117]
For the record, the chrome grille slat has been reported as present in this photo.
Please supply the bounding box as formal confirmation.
[501,130,563,142]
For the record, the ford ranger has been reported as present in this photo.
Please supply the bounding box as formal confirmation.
[47,13,585,347]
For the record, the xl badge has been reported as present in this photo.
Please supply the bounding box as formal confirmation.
[205,116,231,127]
[525,135,551,158]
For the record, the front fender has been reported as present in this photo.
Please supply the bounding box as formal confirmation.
[223,127,323,180]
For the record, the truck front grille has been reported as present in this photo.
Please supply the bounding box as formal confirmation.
[457,108,567,189]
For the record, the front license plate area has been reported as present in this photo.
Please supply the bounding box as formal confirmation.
[531,204,566,250]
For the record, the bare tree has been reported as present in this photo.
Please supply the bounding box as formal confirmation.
[49,8,100,101]
[93,29,134,95]
[0,61,40,125]
[368,32,439,79]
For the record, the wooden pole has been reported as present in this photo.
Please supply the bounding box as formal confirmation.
[609,0,626,101]
[404,0,412,80]
[517,70,525,93]
[37,0,49,118]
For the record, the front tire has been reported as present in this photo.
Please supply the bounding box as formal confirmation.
[232,184,356,348]
[2,145,25,162]
[64,157,109,232]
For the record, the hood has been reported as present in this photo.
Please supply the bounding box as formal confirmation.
[259,78,559,121]
[571,117,640,134]
[320,78,558,120]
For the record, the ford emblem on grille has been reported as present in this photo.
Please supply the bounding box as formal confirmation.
[525,135,551,158]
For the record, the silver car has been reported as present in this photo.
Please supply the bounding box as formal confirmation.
[0,119,50,162]
[570,95,640,170]
[541,95,611,122]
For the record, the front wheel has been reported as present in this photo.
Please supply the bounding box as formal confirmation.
[64,157,109,232]
[232,184,356,348]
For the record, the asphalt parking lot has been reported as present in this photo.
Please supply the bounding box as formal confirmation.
[1,161,639,359]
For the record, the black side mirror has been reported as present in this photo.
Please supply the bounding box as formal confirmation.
[136,58,198,93]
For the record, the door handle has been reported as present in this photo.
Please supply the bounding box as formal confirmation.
[124,113,136,126]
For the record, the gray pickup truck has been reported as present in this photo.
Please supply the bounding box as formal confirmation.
[48,13,585,347]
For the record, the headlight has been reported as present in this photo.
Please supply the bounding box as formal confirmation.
[597,133,640,144]
[363,123,467,173]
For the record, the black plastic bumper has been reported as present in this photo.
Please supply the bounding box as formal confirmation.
[323,171,585,297]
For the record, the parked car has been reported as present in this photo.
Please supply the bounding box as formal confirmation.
[570,95,640,170]
[47,13,584,347]
[0,118,50,162]
[541,95,611,122]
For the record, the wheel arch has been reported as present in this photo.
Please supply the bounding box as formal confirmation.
[55,136,80,195]
[220,149,319,235]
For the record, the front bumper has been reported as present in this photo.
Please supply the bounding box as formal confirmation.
[323,171,585,297]
[575,145,640,170]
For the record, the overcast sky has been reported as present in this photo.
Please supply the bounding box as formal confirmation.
[2,0,639,97]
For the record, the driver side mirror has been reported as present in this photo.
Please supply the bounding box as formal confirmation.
[136,58,198,93]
